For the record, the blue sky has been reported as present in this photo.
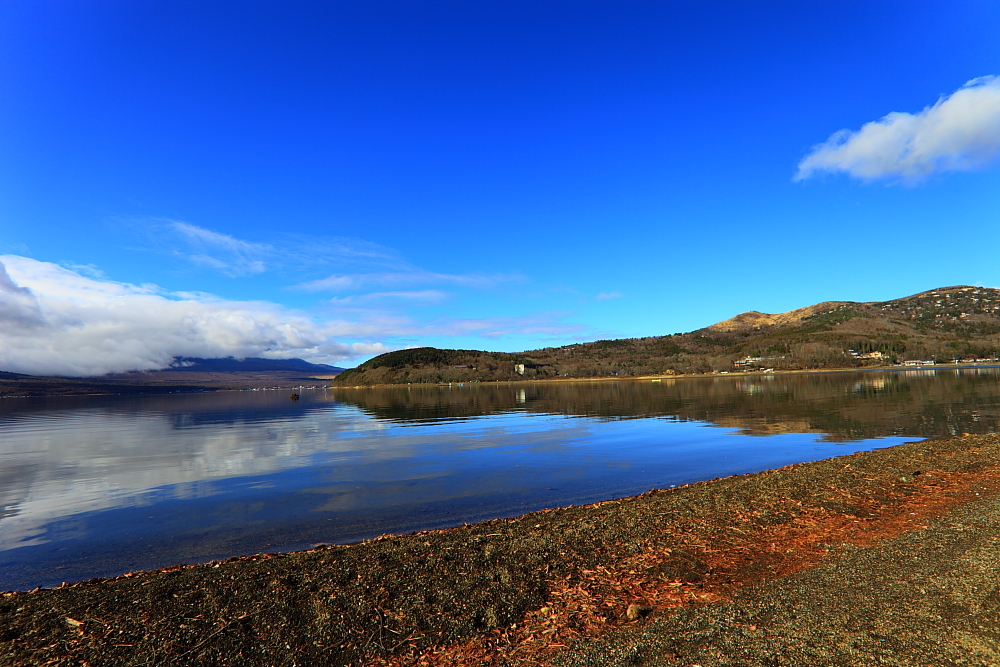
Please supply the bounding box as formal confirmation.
[2,1,1000,375]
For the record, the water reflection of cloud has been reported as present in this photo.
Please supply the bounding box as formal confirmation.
[0,404,595,552]
[7,369,1000,558]
[0,407,378,549]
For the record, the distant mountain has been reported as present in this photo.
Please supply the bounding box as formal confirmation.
[0,357,344,398]
[165,357,344,374]
[334,286,1000,385]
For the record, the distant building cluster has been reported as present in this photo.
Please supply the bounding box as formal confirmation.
[733,355,783,368]
[901,358,997,367]
[733,350,1000,372]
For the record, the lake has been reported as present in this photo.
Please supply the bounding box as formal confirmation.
[3,367,1000,591]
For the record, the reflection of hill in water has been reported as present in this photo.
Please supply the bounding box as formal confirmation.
[331,369,1000,441]
[0,389,339,426]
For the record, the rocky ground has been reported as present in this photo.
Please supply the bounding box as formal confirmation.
[3,434,1000,666]
[559,477,1000,666]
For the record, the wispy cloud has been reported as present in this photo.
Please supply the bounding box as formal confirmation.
[169,221,272,276]
[127,218,401,278]
[327,290,449,306]
[296,270,520,293]
[129,220,522,300]
[418,313,588,339]
[796,76,1000,183]
[596,291,623,300]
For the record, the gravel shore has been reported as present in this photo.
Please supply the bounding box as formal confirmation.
[561,474,1000,667]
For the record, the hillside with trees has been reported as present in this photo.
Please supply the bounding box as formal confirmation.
[333,286,1000,385]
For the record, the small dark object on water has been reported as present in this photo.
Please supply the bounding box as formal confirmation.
[289,393,300,401]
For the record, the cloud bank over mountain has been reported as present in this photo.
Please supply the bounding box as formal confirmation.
[796,76,1000,183]
[0,254,585,377]
[0,255,388,377]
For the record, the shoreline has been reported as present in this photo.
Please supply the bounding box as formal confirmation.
[3,362,996,398]
[5,433,1000,665]
[0,379,330,400]
[332,362,1000,389]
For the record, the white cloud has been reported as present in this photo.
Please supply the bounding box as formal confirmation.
[0,256,588,376]
[129,219,404,278]
[0,256,390,376]
[596,291,623,300]
[1,225,593,374]
[327,290,449,306]
[796,76,1000,183]
[167,221,272,276]
[0,261,44,329]
[296,270,519,293]
[423,313,587,339]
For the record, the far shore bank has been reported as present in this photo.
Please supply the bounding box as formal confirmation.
[331,361,1000,389]
[0,375,332,399]
[4,362,996,398]
[5,433,1000,666]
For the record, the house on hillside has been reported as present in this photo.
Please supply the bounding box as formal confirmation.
[734,355,784,369]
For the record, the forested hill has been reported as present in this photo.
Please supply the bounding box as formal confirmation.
[333,286,1000,385]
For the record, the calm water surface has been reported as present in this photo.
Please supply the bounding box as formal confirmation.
[3,367,1000,591]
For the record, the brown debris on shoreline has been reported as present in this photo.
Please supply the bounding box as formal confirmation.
[4,434,1000,667]
[372,437,1000,667]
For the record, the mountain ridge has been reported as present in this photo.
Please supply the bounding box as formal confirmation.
[161,357,343,374]
[705,301,849,333]
[706,285,989,334]
[334,285,1000,385]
